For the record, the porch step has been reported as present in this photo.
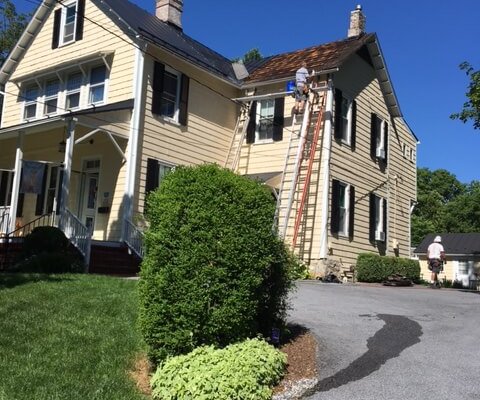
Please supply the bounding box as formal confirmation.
[88,244,141,276]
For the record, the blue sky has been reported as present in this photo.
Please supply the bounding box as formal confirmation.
[16,0,480,183]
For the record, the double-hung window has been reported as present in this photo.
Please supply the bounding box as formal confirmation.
[152,62,190,126]
[52,0,85,49]
[44,79,60,115]
[331,179,355,238]
[334,89,356,147]
[246,98,285,144]
[66,72,82,110]
[256,99,275,142]
[371,113,388,162]
[89,65,107,105]
[61,2,77,45]
[24,85,39,120]
[370,193,387,242]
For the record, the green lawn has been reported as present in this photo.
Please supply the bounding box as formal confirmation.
[0,274,147,400]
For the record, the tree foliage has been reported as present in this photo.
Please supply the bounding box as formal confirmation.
[412,168,480,245]
[450,62,480,129]
[0,0,29,66]
[232,48,263,64]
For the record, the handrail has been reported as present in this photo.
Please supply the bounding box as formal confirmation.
[6,212,56,238]
[61,208,92,268]
[124,218,144,258]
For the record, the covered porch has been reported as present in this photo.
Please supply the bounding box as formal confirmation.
[0,102,143,269]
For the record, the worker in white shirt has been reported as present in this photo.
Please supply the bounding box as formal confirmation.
[427,235,446,288]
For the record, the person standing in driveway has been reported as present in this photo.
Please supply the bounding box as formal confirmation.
[427,235,446,288]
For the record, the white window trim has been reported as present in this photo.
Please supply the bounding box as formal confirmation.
[59,0,78,47]
[22,85,39,121]
[338,182,350,237]
[65,72,83,111]
[375,118,387,159]
[375,195,385,241]
[255,99,275,144]
[87,65,108,106]
[43,79,60,116]
[341,97,353,145]
[160,66,181,124]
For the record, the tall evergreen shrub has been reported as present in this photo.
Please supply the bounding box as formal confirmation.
[138,164,294,365]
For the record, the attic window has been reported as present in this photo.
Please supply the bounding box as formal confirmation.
[52,0,85,49]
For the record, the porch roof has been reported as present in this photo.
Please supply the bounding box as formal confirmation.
[0,99,134,139]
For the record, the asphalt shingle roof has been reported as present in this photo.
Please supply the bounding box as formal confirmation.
[414,233,480,255]
[244,34,375,84]
[100,0,239,84]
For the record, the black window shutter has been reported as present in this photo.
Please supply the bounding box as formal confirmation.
[383,199,388,243]
[246,101,257,144]
[334,88,343,140]
[383,121,389,165]
[178,74,190,126]
[151,62,165,115]
[369,193,376,242]
[330,179,340,234]
[273,97,285,141]
[351,100,357,150]
[370,113,378,159]
[52,8,61,49]
[349,185,355,239]
[0,171,8,207]
[35,164,49,216]
[75,0,86,41]
[145,157,159,191]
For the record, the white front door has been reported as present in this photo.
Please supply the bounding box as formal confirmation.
[454,260,475,288]
[79,159,100,235]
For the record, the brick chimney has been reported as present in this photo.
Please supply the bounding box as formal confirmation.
[156,0,183,30]
[347,5,366,37]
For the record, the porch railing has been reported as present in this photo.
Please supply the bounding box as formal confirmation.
[61,208,92,268]
[124,219,144,259]
[0,206,10,235]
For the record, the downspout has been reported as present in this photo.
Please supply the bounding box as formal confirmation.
[318,77,334,259]
[9,131,24,233]
[122,38,146,240]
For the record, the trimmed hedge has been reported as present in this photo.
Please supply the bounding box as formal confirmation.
[356,253,420,283]
[139,164,295,365]
[150,338,287,400]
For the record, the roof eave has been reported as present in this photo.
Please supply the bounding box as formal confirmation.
[0,0,56,87]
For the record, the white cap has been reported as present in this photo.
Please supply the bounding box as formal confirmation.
[434,236,442,243]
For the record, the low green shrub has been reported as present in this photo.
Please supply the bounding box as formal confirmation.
[150,338,287,400]
[15,252,84,274]
[356,253,420,282]
[15,227,84,273]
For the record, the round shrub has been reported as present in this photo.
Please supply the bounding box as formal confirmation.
[150,338,287,400]
[16,226,84,273]
[139,164,294,365]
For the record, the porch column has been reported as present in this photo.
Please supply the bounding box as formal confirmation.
[58,118,76,230]
[9,131,25,233]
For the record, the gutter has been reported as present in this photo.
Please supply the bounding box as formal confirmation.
[241,68,339,89]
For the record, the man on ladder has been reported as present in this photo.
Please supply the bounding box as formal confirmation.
[294,61,310,114]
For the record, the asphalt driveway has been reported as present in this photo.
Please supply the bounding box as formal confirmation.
[288,281,480,400]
